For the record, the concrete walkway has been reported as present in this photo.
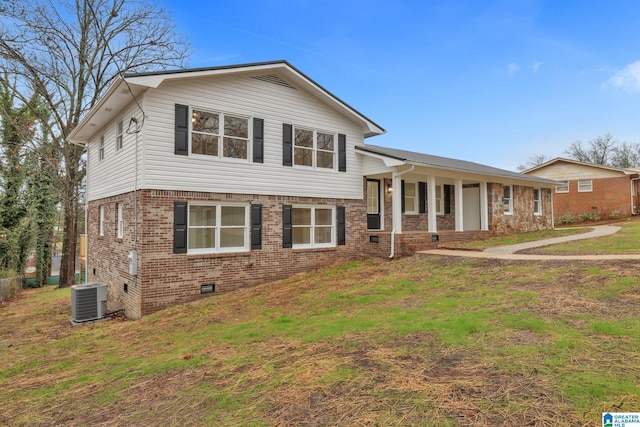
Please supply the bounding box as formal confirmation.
[419,225,640,260]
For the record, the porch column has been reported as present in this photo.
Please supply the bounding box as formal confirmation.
[480,181,489,231]
[391,172,403,234]
[426,176,437,232]
[455,179,464,231]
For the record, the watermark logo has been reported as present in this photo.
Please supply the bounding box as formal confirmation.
[603,412,640,427]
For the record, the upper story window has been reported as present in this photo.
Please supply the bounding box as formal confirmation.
[99,206,105,236]
[99,135,105,161]
[556,181,569,193]
[294,127,335,169]
[292,206,335,248]
[191,109,249,160]
[188,203,248,253]
[578,179,593,192]
[503,185,513,215]
[403,182,418,214]
[533,188,541,216]
[116,120,124,150]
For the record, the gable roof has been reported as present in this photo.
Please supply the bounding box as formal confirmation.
[358,144,561,186]
[68,60,385,143]
[523,157,638,175]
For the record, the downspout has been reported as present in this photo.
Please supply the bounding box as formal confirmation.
[631,177,640,215]
[389,165,415,259]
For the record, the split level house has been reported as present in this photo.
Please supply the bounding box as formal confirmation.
[524,157,640,222]
[69,60,560,318]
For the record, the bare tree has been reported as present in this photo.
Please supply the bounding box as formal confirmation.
[0,0,190,287]
[610,141,640,169]
[564,133,617,165]
[517,153,551,171]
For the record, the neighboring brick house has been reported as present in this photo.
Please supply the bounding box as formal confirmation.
[524,158,640,221]
[69,60,559,318]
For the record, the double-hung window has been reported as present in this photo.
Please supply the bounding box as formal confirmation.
[403,182,418,214]
[435,185,444,215]
[533,188,541,216]
[116,120,123,150]
[578,179,593,192]
[117,204,124,239]
[556,181,569,193]
[503,185,513,215]
[292,206,335,248]
[191,109,249,160]
[188,203,248,253]
[99,135,105,161]
[294,127,335,169]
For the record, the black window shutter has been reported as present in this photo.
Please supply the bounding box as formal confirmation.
[282,204,292,248]
[337,206,346,245]
[419,182,426,214]
[173,201,188,253]
[251,204,262,249]
[253,118,264,163]
[338,134,347,172]
[444,185,451,214]
[283,124,293,166]
[401,180,406,213]
[175,104,189,156]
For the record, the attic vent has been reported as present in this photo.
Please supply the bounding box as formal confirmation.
[251,74,297,90]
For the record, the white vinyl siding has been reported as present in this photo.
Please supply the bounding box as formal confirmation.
[86,103,143,201]
[87,74,365,201]
[136,75,364,200]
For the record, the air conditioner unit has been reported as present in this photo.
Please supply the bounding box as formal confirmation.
[71,282,108,323]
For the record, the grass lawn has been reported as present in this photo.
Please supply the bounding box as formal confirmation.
[2,252,639,426]
[523,219,640,255]
[445,227,590,251]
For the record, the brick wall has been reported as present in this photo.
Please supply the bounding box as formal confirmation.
[552,176,632,220]
[88,190,366,318]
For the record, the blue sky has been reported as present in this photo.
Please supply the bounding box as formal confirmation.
[164,0,640,170]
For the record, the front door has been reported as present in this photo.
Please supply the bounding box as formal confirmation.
[463,186,481,230]
[367,179,381,229]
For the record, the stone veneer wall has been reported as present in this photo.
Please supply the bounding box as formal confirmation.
[88,189,367,318]
[488,183,553,234]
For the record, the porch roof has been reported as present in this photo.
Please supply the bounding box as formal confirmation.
[358,144,562,186]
